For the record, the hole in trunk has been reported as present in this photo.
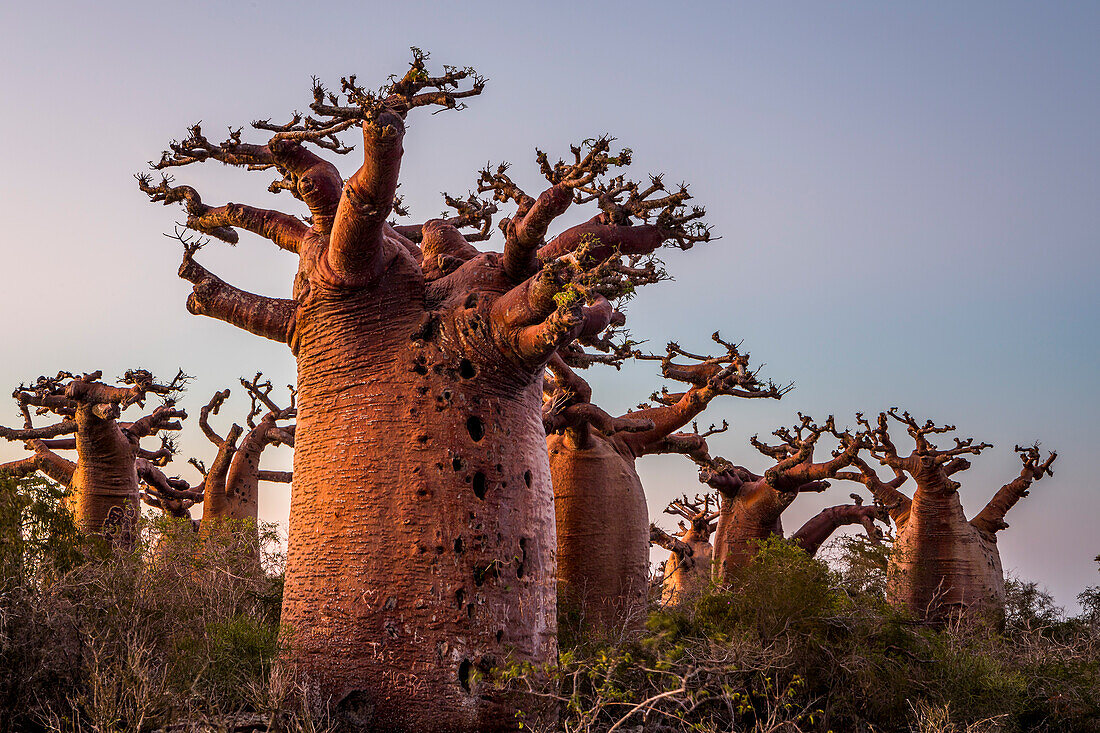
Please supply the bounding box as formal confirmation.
[472,472,487,499]
[496,629,504,643]
[455,587,465,607]
[452,456,464,471]
[523,470,532,487]
[466,416,485,442]
[473,561,498,587]
[517,537,528,577]
[458,659,472,692]
[454,537,464,553]
[459,359,476,379]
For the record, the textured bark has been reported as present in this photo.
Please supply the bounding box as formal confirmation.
[1,372,187,548]
[288,286,557,729]
[549,430,650,632]
[141,51,712,731]
[851,411,1056,623]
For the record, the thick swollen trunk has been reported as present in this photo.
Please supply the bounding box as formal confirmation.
[68,405,140,547]
[660,536,713,605]
[548,431,650,634]
[712,496,783,582]
[886,488,1004,623]
[282,277,555,731]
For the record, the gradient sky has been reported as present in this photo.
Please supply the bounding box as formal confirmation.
[1,2,1096,609]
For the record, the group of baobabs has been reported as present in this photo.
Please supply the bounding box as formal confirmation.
[0,336,1058,630]
[0,49,1062,728]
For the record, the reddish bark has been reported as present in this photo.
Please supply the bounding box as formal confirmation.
[699,414,869,580]
[545,336,782,631]
[141,50,711,730]
[789,494,889,556]
[0,370,187,547]
[845,410,1056,623]
[192,377,295,565]
[650,493,719,605]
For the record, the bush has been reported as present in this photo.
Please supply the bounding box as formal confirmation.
[505,536,1100,732]
[0,475,305,731]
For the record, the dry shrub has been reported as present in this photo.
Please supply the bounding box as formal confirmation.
[0,475,335,732]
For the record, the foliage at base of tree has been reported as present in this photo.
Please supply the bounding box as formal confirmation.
[2,475,1098,732]
[0,476,320,733]
[507,537,1100,732]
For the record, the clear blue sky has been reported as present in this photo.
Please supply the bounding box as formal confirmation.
[1,1,1096,608]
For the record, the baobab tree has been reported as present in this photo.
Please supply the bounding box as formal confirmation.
[544,333,783,631]
[191,375,294,563]
[649,492,719,605]
[698,414,885,581]
[844,409,1056,622]
[139,49,711,729]
[0,370,187,547]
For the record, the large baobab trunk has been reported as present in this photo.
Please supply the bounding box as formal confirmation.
[848,410,1057,623]
[549,429,651,631]
[141,50,711,730]
[545,336,783,631]
[1,370,187,548]
[289,306,557,727]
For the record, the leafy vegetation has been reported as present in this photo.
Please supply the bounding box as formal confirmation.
[2,475,1097,731]
[510,537,1100,732]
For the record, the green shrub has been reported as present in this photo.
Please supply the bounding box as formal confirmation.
[505,536,1100,732]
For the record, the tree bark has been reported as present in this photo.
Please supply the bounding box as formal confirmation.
[548,431,649,634]
[711,484,787,580]
[283,247,557,730]
[886,484,1004,622]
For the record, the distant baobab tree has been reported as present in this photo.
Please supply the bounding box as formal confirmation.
[139,48,711,729]
[697,415,886,580]
[0,370,187,547]
[843,409,1056,623]
[650,492,719,605]
[192,374,294,564]
[544,333,784,631]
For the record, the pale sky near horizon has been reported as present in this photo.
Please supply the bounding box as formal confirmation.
[1,2,1097,609]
